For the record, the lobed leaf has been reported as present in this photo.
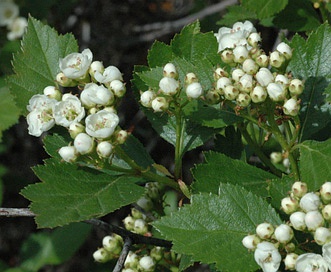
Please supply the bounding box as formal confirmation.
[242,0,288,19]
[153,184,282,271]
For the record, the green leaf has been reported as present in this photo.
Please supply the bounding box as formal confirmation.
[267,175,295,210]
[0,86,20,141]
[298,139,331,191]
[192,151,277,197]
[7,16,78,115]
[273,0,320,32]
[214,126,244,159]
[288,23,331,141]
[21,160,145,228]
[20,223,91,271]
[217,5,257,27]
[147,41,173,68]
[153,184,282,271]
[242,0,288,19]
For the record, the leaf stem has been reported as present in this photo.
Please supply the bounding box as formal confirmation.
[174,106,184,180]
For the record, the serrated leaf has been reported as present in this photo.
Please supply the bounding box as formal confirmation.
[268,175,295,210]
[147,41,173,68]
[8,16,78,115]
[242,0,288,19]
[153,184,282,271]
[288,24,331,141]
[20,223,91,271]
[192,151,276,197]
[217,5,257,27]
[214,126,244,159]
[21,161,145,228]
[298,139,331,191]
[0,86,20,141]
[273,0,320,32]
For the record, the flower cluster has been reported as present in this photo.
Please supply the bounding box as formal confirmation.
[26,48,127,162]
[139,63,203,112]
[93,234,124,263]
[210,21,304,116]
[0,0,27,40]
[243,181,331,271]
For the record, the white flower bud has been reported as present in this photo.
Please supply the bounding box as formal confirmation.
[216,77,232,93]
[124,251,139,269]
[251,86,267,103]
[96,141,113,158]
[284,253,298,271]
[247,32,261,48]
[291,181,308,198]
[131,207,143,219]
[238,74,254,93]
[58,146,78,162]
[223,85,239,100]
[315,227,331,245]
[236,93,251,107]
[185,72,198,84]
[213,67,228,80]
[232,68,245,82]
[290,211,306,231]
[163,63,178,78]
[256,54,269,67]
[283,157,290,169]
[59,48,93,79]
[0,2,19,27]
[89,61,104,78]
[134,218,148,235]
[275,74,289,86]
[289,79,304,96]
[151,97,169,112]
[43,86,62,101]
[276,42,292,60]
[140,90,156,108]
[123,215,135,231]
[295,253,328,272]
[274,224,293,244]
[93,248,111,263]
[283,98,300,116]
[255,68,274,87]
[242,59,259,75]
[322,242,331,267]
[110,79,126,98]
[281,196,299,214]
[94,66,123,84]
[205,90,220,104]
[74,133,94,154]
[305,210,324,231]
[116,130,128,144]
[159,77,179,96]
[270,51,286,68]
[233,45,249,63]
[138,256,155,272]
[320,182,331,203]
[270,151,282,164]
[323,204,331,221]
[254,242,281,272]
[220,49,234,64]
[102,234,123,254]
[300,192,321,212]
[150,246,163,261]
[85,110,119,139]
[256,222,274,239]
[186,82,203,99]
[242,234,261,250]
[56,72,75,87]
[68,122,85,139]
[267,82,287,101]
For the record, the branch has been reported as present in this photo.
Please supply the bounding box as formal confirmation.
[0,208,172,249]
[113,236,133,272]
[133,0,238,42]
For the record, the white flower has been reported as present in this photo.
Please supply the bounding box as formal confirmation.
[322,242,331,270]
[7,16,27,40]
[159,77,179,96]
[74,133,94,154]
[0,1,19,27]
[96,141,113,158]
[58,146,78,162]
[274,224,293,244]
[85,110,119,138]
[94,65,123,84]
[53,94,85,127]
[254,241,281,272]
[59,48,93,79]
[267,82,287,101]
[215,20,256,51]
[295,253,328,272]
[186,82,203,99]
[26,94,57,137]
[300,192,321,212]
[255,68,274,87]
[140,90,155,107]
[138,256,155,272]
[80,83,114,107]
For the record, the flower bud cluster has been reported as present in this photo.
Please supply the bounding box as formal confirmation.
[211,21,304,117]
[0,0,27,40]
[140,63,204,112]
[26,49,128,163]
[243,181,331,271]
[93,234,123,263]
[123,207,149,235]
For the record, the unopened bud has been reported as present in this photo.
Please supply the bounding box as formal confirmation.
[68,122,85,139]
[140,90,156,108]
[151,97,169,112]
[58,146,78,162]
[270,51,286,68]
[205,90,220,104]
[242,59,259,75]
[110,80,126,97]
[270,151,282,164]
[251,86,267,103]
[291,181,308,198]
[267,82,287,101]
[96,141,113,158]
[43,86,62,101]
[274,224,293,244]
[123,216,135,231]
[116,130,128,144]
[242,234,261,250]
[216,77,232,93]
[256,54,269,67]
[281,196,299,214]
[305,210,324,231]
[247,32,261,48]
[232,68,245,82]
[283,98,300,116]
[255,68,274,87]
[93,248,111,263]
[186,82,203,99]
[159,77,179,96]
[276,42,292,60]
[163,63,178,78]
[289,79,304,96]
[314,227,331,245]
[185,72,198,85]
[224,85,239,100]
[256,222,274,239]
[322,204,331,221]
[74,132,94,155]
[233,45,249,63]
[290,211,306,231]
[56,72,76,87]
[134,218,148,234]
[236,93,251,107]
[220,49,234,64]
[284,253,298,270]
[300,192,321,212]
[138,256,155,272]
[213,67,228,80]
